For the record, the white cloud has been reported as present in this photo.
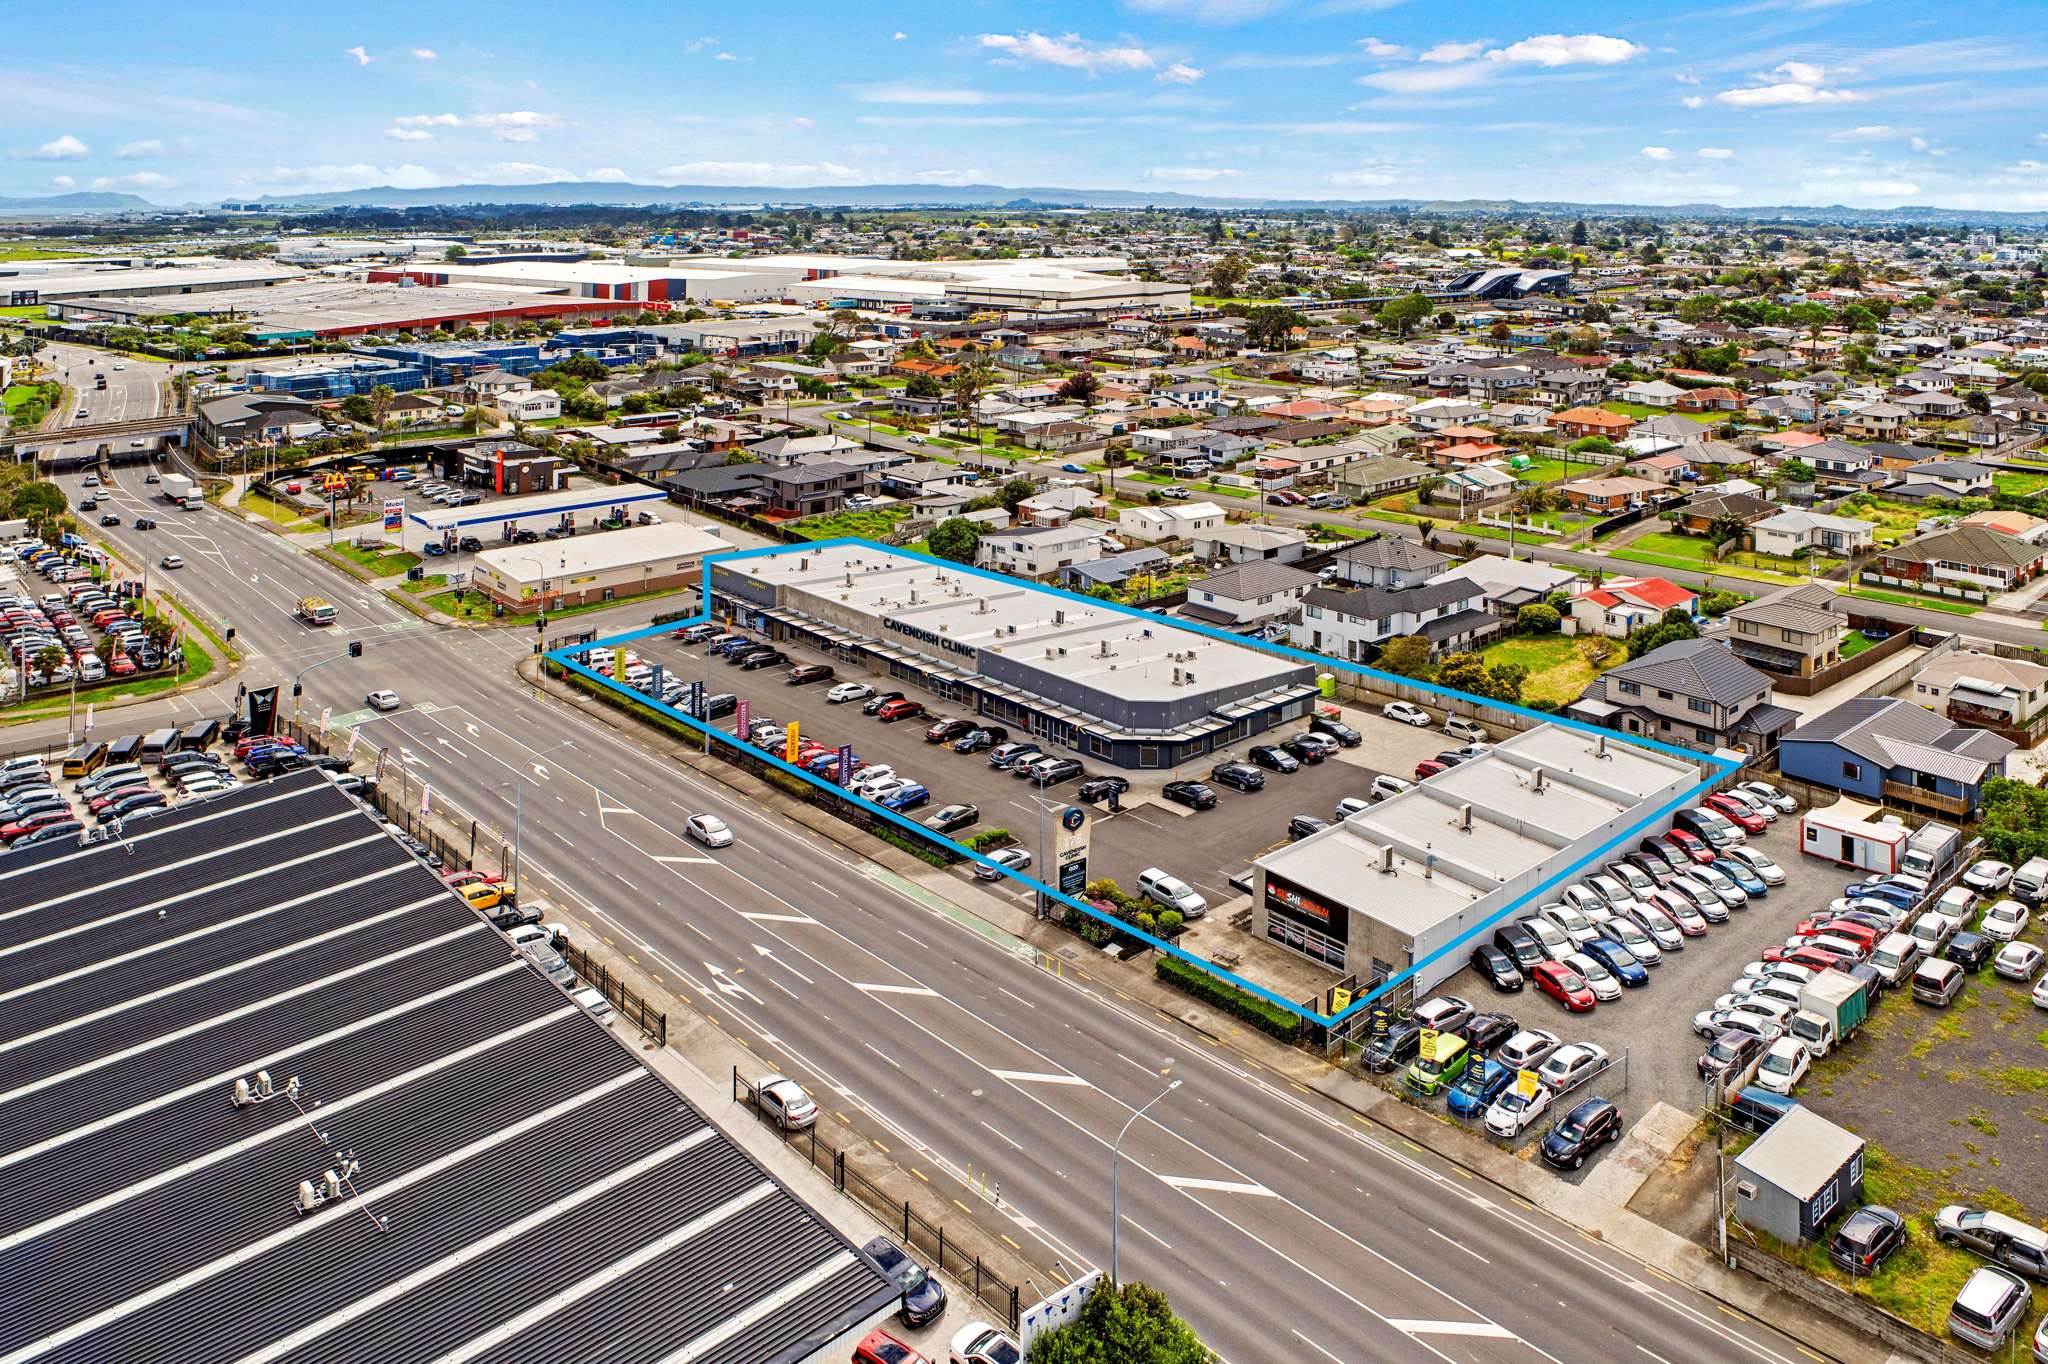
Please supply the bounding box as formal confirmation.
[252,163,442,192]
[1485,33,1643,67]
[977,31,1156,74]
[386,127,433,141]
[1357,63,1489,94]
[1698,146,1735,159]
[1640,145,1673,160]
[412,48,437,60]
[1357,37,1408,59]
[906,167,985,184]
[91,171,173,190]
[50,175,74,189]
[1716,61,1861,107]
[1158,62,1205,84]
[681,36,720,53]
[1143,165,1241,182]
[654,160,864,185]
[714,51,740,61]
[891,30,907,40]
[392,113,463,128]
[114,139,165,159]
[1330,167,1399,187]
[344,45,374,66]
[2006,159,2048,175]
[10,134,90,161]
[1681,95,1704,108]
[584,167,630,181]
[1419,40,1486,63]
[1827,124,1911,142]
[1802,167,1919,199]
[390,111,561,142]
[850,83,991,105]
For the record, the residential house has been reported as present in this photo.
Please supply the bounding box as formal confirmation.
[1290,579,1496,662]
[747,432,864,466]
[1016,485,1110,527]
[194,393,324,450]
[1569,638,1797,755]
[1553,407,1637,440]
[1183,561,1318,627]
[1673,491,1776,535]
[1637,413,1715,446]
[1058,547,1169,593]
[1427,556,1580,619]
[1779,697,2014,819]
[494,388,561,422]
[1686,441,1761,476]
[1723,583,1846,679]
[974,524,1103,580]
[752,461,872,517]
[1191,524,1309,566]
[1842,402,1913,441]
[877,460,976,500]
[1557,476,1665,513]
[1910,651,2048,748]
[1131,426,1205,457]
[1959,508,2048,543]
[1333,455,1431,502]
[1118,500,1227,544]
[1895,390,1966,421]
[1868,524,2047,595]
[1567,576,1698,639]
[1435,464,1520,506]
[1674,386,1744,413]
[1897,460,1994,499]
[1750,509,1876,558]
[1618,379,1685,408]
[1328,535,1450,589]
[1158,379,1222,408]
[1626,452,1695,486]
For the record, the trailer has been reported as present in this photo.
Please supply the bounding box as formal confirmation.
[1789,969,1870,1057]
[159,474,195,504]
[1798,798,1907,874]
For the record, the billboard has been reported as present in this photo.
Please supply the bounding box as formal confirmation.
[246,685,279,736]
[382,499,403,532]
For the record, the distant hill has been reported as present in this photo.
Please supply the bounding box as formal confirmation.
[222,180,2048,226]
[0,190,156,215]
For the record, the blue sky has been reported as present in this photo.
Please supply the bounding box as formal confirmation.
[6,0,2046,209]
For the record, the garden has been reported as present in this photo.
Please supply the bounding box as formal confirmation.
[1477,633,1621,707]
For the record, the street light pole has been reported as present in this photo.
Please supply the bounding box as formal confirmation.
[1110,1078,1180,1285]
[508,738,575,886]
[291,641,363,730]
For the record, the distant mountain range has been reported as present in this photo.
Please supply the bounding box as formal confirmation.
[0,190,156,214]
[212,180,2048,226]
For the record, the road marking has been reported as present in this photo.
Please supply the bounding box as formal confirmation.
[996,986,1036,1009]
[1119,1214,1171,1250]
[1426,1227,1490,1264]
[854,982,937,996]
[1717,1306,1747,1323]
[1256,1132,1309,1163]
[978,1120,1023,1152]
[1387,1320,1516,1339]
[1637,1348,1673,1364]
[651,854,717,866]
[988,1069,1091,1086]
[1290,1330,1344,1364]
[1156,1175,1275,1197]
[862,1041,901,1069]
[739,911,819,925]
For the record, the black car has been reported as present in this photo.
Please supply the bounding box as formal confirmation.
[952,728,1000,754]
[861,691,905,716]
[1247,745,1299,774]
[1433,750,1478,768]
[1828,1206,1906,1276]
[862,1236,948,1329]
[702,692,738,719]
[510,528,541,544]
[1470,944,1525,993]
[924,718,976,745]
[98,513,120,526]
[1460,1011,1518,1055]
[487,902,545,931]
[134,517,156,530]
[1945,930,1994,972]
[1309,715,1362,747]
[457,535,483,553]
[1698,1028,1765,1081]
[1361,1020,1424,1073]
[1077,775,1130,803]
[1279,736,1328,765]
[1161,780,1217,811]
[1287,814,1327,841]
[1540,1097,1622,1170]
[739,649,788,670]
[1492,923,1546,976]
[99,792,167,821]
[1210,762,1264,793]
[922,803,980,834]
[787,663,834,685]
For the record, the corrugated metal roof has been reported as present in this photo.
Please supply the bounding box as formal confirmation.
[1606,638,1770,706]
[0,772,893,1364]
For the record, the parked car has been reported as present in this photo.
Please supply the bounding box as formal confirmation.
[1446,1058,1516,1119]
[1076,775,1129,803]
[1247,744,1299,773]
[990,742,1044,771]
[1755,1037,1811,1094]
[949,1324,1024,1364]
[1980,899,2030,943]
[753,1074,817,1130]
[875,699,926,723]
[1698,1028,1766,1083]
[1160,780,1217,811]
[827,681,874,704]
[786,663,834,685]
[974,847,1032,882]
[924,718,976,745]
[1286,814,1328,841]
[1829,1206,1907,1277]
[1949,1267,2032,1352]
[1309,715,1362,747]
[1540,1096,1622,1170]
[1935,1205,2048,1283]
[1963,859,2015,894]
[862,691,906,715]
[1493,1028,1562,1073]
[1483,1082,1553,1138]
[1382,701,1432,727]
[923,803,980,834]
[1470,943,1524,992]
[1994,941,2044,983]
[1361,1020,1425,1074]
[1210,761,1264,792]
[863,1236,948,1328]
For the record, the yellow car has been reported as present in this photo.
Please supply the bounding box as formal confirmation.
[457,880,514,911]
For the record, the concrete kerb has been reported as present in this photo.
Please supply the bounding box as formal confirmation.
[516,651,1903,1364]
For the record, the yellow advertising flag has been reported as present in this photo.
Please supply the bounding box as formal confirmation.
[1329,985,1352,1015]
[1517,1068,1541,1100]
[1419,1027,1439,1062]
[785,720,800,764]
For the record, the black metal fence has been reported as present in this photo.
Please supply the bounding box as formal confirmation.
[733,1069,1024,1329]
[559,938,668,1046]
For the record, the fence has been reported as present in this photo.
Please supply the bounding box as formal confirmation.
[733,1070,1024,1329]
[1727,1242,1983,1364]
[558,938,668,1045]
[1749,622,1922,697]
[1855,571,1990,604]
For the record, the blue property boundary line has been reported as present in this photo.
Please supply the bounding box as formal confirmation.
[545,535,1743,1027]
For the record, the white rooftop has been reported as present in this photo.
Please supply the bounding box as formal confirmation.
[475,520,726,584]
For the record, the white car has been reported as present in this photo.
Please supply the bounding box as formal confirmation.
[1736,780,1797,814]
[1483,1082,1553,1138]
[1382,700,1432,728]
[1537,1042,1609,1090]
[1724,846,1786,887]
[1626,903,1684,952]
[366,689,402,711]
[825,681,873,704]
[1993,940,2043,982]
[1724,979,1802,1011]
[1539,902,1600,946]
[1979,899,2029,942]
[2035,974,2048,1010]
[1603,916,1661,966]
[1755,1037,1810,1095]
[973,846,1033,881]
[685,814,733,848]
[847,765,896,791]
[950,1323,1025,1364]
[754,1074,817,1130]
[1962,860,2014,895]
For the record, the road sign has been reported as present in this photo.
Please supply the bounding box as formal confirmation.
[1330,985,1352,1014]
[1517,1068,1541,1100]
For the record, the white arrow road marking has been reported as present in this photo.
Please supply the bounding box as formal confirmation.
[703,962,760,1003]
[399,747,426,767]
[433,737,467,758]
[530,763,551,781]
[1156,1175,1276,1196]
[739,911,818,924]
[752,944,815,985]
[853,983,937,997]
[1386,1321,1516,1339]
[988,1070,1091,1086]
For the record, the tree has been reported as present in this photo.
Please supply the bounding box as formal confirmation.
[1777,457,1815,486]
[1570,219,1589,247]
[926,516,983,564]
[1676,295,1721,324]
[1057,371,1101,408]
[339,394,374,424]
[1965,388,1991,415]
[1375,292,1431,337]
[950,362,993,442]
[998,477,1036,514]
[1209,253,1249,297]
[904,373,943,400]
[1517,603,1561,634]
[1242,305,1306,351]
[1488,320,1512,345]
[444,245,467,261]
[7,480,66,526]
[1375,635,1433,678]
[1625,611,1700,659]
[1028,1280,1207,1364]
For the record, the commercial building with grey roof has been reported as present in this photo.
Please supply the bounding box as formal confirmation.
[0,771,896,1364]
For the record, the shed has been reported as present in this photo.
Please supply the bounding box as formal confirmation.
[1733,1106,1865,1243]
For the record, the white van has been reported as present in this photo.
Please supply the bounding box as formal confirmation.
[2013,856,2048,905]
[1136,867,1207,919]
[1867,932,1923,985]
[1443,716,1488,744]
[1369,774,1413,803]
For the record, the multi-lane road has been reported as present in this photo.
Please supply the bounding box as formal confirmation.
[2,462,1878,1364]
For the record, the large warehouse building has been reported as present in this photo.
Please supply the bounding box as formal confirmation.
[472,519,728,613]
[711,544,1319,768]
[53,279,637,337]
[3,260,301,308]
[1251,724,1698,995]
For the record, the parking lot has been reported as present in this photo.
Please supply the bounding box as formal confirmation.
[619,623,1455,916]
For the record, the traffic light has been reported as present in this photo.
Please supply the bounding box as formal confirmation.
[535,614,547,633]
[225,625,236,643]
[347,640,363,658]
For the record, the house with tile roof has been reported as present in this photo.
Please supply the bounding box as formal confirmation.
[1867,524,2048,596]
[1723,583,1848,680]
[1184,560,1318,627]
[1569,637,1797,756]
[1328,534,1451,589]
[1554,406,1637,440]
[1750,509,1876,558]
[1291,579,1497,662]
[1909,650,2048,748]
[1779,696,2014,819]
[1567,576,1698,639]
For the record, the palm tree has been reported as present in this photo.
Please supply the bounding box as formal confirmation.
[32,644,64,686]
[950,362,993,448]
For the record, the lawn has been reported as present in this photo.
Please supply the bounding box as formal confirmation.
[238,490,315,528]
[1840,496,1929,546]
[1602,401,1717,422]
[1846,587,1981,616]
[788,506,914,541]
[1513,458,1589,484]
[0,638,213,726]
[2,382,56,428]
[417,588,497,622]
[1356,506,1555,545]
[1480,634,1617,706]
[322,542,422,578]
[1840,630,1877,659]
[1606,547,1807,586]
[1611,530,1715,562]
[1995,470,2048,498]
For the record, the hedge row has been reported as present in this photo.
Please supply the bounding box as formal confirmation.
[551,665,706,751]
[1155,955,1304,1043]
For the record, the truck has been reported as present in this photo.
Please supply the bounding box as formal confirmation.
[1788,969,1871,1058]
[1899,822,1963,884]
[159,474,195,504]
[1798,798,1908,874]
[295,596,337,627]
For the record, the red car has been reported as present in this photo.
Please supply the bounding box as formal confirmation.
[1704,795,1767,834]
[1531,960,1597,1012]
[1763,944,1855,972]
[88,786,153,815]
[1661,828,1715,864]
[875,699,926,723]
[2,811,74,841]
[1413,759,1448,781]
[852,1330,933,1364]
[235,734,286,758]
[106,656,137,676]
[1796,919,1882,950]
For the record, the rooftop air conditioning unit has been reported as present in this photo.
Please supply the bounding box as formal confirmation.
[1457,802,1472,831]
[1376,845,1394,874]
